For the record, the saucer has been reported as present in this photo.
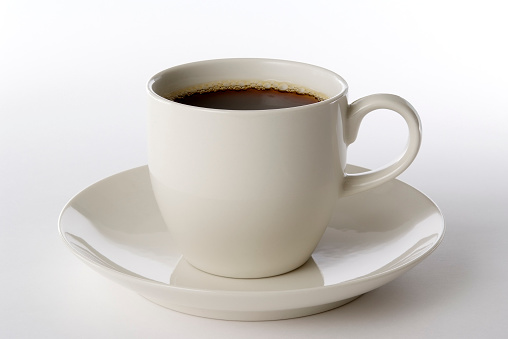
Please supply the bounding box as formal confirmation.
[58,165,444,321]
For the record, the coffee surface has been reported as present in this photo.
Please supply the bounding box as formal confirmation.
[171,88,322,110]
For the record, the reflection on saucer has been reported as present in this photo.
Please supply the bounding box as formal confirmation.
[170,257,324,291]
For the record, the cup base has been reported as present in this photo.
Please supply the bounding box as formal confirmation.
[183,257,310,279]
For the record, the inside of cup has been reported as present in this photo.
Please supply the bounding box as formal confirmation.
[148,59,348,102]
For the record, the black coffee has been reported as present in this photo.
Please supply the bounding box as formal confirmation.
[171,87,322,110]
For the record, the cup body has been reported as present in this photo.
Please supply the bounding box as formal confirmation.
[148,59,350,278]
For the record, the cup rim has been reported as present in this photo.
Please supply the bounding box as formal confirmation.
[147,58,349,112]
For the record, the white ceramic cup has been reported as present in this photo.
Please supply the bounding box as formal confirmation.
[147,58,421,278]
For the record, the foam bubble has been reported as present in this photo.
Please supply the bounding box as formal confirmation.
[278,83,289,91]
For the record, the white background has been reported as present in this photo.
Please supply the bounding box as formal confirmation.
[1,0,507,337]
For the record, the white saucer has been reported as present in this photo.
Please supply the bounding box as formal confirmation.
[58,165,444,321]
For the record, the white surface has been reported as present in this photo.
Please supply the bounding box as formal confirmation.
[1,0,507,337]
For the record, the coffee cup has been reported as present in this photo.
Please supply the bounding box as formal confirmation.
[147,58,421,278]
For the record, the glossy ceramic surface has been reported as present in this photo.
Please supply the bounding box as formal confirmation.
[58,165,444,321]
[148,58,422,278]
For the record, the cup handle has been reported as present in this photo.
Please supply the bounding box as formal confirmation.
[343,94,422,195]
